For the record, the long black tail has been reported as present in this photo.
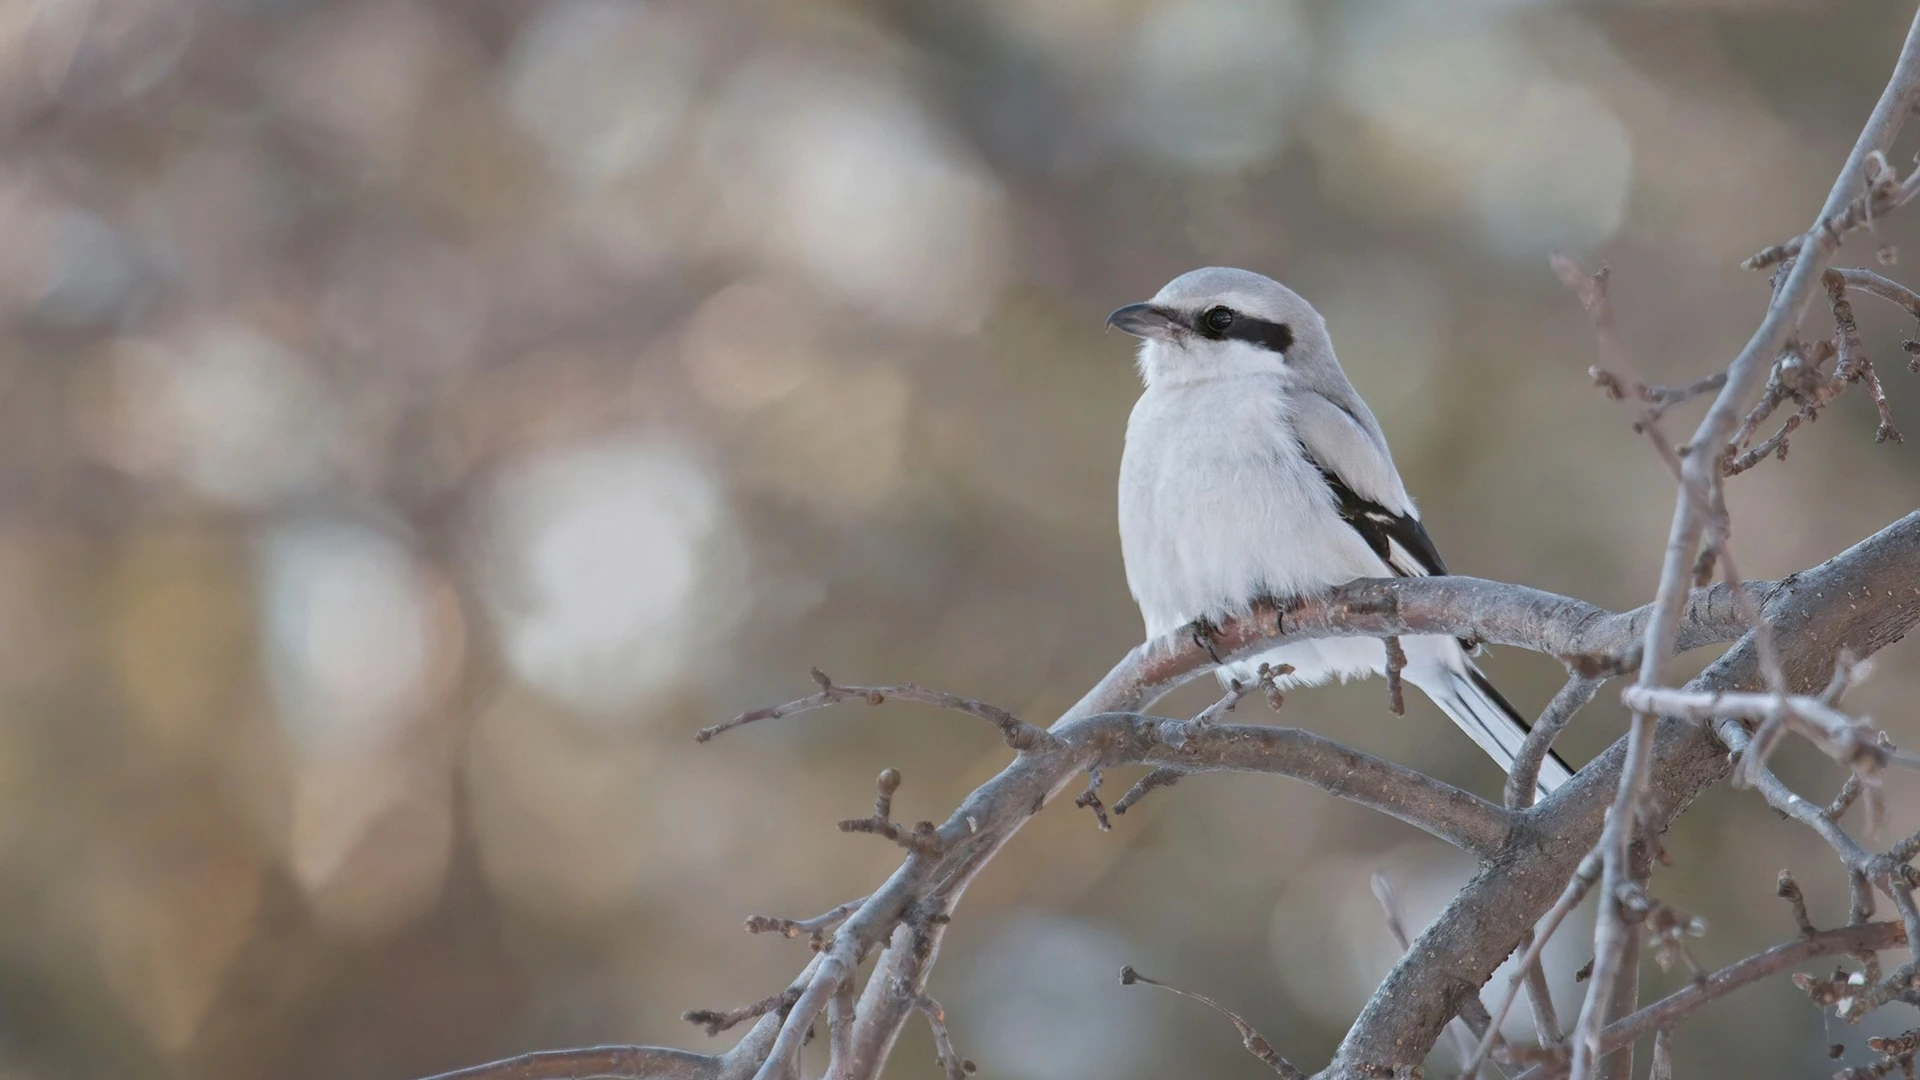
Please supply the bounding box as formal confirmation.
[1427,664,1576,799]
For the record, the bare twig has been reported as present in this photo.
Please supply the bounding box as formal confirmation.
[697,671,1057,751]
[914,995,975,1080]
[1779,870,1818,937]
[1743,152,1920,270]
[416,1047,726,1080]
[1649,1029,1673,1080]
[1826,269,1905,445]
[1552,239,1703,1079]
[1073,768,1110,831]
[1590,368,1728,429]
[1727,261,1920,476]
[684,989,802,1037]
[746,897,867,944]
[1553,258,1630,377]
[1383,637,1407,716]
[1508,675,1604,810]
[1112,766,1184,815]
[1887,827,1920,866]
[1120,967,1308,1080]
[1522,931,1565,1052]
[838,769,943,857]
[1509,922,1909,1079]
[1619,685,1907,777]
[1165,663,1291,750]
[1616,882,1706,978]
[1724,341,1839,475]
[1832,774,1868,822]
[1834,265,1920,319]
[1823,651,1869,706]
[1410,62,1920,1080]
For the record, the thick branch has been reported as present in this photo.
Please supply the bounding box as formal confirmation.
[1328,510,1920,1079]
[1093,577,1761,709]
[1122,715,1514,855]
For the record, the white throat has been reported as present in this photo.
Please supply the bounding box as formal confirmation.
[1136,337,1288,389]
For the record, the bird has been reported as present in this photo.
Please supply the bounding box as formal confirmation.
[1105,266,1574,796]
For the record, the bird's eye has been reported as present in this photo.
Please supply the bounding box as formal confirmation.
[1202,306,1235,333]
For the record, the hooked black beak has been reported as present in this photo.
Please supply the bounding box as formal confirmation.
[1105,302,1183,341]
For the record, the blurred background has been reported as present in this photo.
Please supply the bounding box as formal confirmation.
[1,0,1919,1077]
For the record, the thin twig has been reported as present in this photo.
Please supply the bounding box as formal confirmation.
[1521,929,1565,1051]
[1832,774,1867,822]
[1778,870,1818,937]
[1724,341,1839,475]
[416,1047,726,1080]
[684,989,802,1037]
[746,897,868,944]
[1834,266,1920,319]
[1827,269,1905,445]
[1509,922,1909,1079]
[1120,967,1308,1079]
[1649,1029,1673,1080]
[1509,676,1603,810]
[837,769,943,857]
[914,995,974,1080]
[698,670,1057,751]
[1165,663,1291,751]
[1590,367,1729,427]
[1620,684,1908,777]
[1743,152,1920,270]
[1112,767,1184,815]
[1074,768,1111,831]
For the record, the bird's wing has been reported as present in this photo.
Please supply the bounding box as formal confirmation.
[1291,390,1446,579]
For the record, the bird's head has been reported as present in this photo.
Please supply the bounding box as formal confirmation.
[1106,266,1335,388]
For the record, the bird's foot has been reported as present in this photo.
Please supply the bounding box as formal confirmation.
[1249,593,1304,638]
[1187,616,1227,666]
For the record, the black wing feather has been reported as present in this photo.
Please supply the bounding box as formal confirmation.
[1305,455,1448,579]
[1305,446,1577,784]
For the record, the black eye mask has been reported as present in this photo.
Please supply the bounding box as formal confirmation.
[1193,305,1293,354]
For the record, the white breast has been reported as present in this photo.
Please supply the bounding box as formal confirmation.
[1116,374,1387,658]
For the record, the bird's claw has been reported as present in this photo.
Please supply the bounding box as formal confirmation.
[1188,617,1226,666]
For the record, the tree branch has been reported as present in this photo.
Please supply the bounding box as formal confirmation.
[418,1047,726,1080]
[1508,922,1910,1080]
[1508,675,1604,810]
[835,575,1764,1079]
[1121,715,1515,855]
[1121,967,1308,1079]
[1569,16,1920,1073]
[1330,509,1920,1079]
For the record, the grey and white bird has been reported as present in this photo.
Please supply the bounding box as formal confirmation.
[1107,266,1574,796]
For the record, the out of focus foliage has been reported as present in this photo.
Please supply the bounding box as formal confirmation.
[0,1,1918,1078]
